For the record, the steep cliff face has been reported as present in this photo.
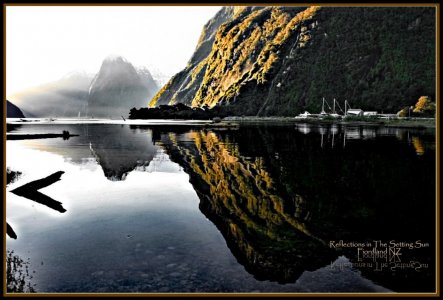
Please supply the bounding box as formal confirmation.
[149,6,240,107]
[88,56,159,117]
[150,6,435,116]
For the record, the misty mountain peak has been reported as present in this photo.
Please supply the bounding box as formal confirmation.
[7,56,159,118]
[103,54,129,64]
[90,56,142,93]
[61,70,94,79]
[136,66,155,79]
[88,56,160,117]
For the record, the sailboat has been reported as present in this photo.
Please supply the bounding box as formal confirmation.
[320,97,327,115]
[330,99,344,118]
[295,111,311,119]
[320,97,333,117]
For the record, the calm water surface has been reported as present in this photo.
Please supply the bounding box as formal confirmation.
[6,122,436,293]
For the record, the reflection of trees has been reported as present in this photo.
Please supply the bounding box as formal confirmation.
[393,128,430,156]
[411,136,425,156]
[156,127,435,291]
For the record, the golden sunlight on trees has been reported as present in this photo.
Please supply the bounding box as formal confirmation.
[413,96,435,114]
[398,96,436,118]
[397,107,409,117]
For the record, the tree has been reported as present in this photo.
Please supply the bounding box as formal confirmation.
[413,96,435,114]
[129,107,138,119]
[397,107,409,117]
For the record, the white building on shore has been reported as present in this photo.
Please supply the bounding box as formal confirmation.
[346,108,364,117]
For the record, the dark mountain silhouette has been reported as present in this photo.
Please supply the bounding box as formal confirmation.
[6,100,26,118]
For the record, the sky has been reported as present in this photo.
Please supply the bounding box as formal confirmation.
[6,5,222,96]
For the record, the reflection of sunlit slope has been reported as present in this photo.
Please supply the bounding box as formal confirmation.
[158,126,435,291]
[160,130,337,283]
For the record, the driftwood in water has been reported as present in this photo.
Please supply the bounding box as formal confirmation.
[6,131,79,140]
[10,171,67,213]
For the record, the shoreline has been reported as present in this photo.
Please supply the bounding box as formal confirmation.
[6,117,436,130]
[221,116,436,129]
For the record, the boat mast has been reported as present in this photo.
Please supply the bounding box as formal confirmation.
[333,98,336,114]
[335,100,345,114]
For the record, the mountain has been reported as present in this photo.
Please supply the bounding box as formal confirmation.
[142,65,171,87]
[6,100,26,118]
[149,6,245,107]
[8,71,93,118]
[136,66,161,92]
[88,56,159,118]
[150,6,435,116]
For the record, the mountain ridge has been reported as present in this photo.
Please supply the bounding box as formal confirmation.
[150,6,435,116]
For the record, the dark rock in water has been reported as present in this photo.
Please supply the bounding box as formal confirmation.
[7,100,26,118]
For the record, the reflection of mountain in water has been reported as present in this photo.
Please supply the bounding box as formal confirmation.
[159,130,337,283]
[86,125,159,180]
[7,124,160,181]
[156,126,435,291]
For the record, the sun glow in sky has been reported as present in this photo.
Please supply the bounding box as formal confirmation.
[6,5,222,96]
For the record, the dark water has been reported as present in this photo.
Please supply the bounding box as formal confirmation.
[6,122,436,293]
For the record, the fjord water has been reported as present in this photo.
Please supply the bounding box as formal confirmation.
[6,123,435,293]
